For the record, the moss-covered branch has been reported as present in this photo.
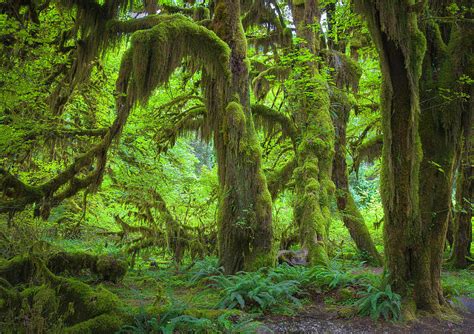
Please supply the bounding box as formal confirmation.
[251,104,297,144]
[353,135,383,172]
[267,157,297,200]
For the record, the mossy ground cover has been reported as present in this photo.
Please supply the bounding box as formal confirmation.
[1,215,473,333]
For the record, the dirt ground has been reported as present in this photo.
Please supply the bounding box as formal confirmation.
[262,297,474,334]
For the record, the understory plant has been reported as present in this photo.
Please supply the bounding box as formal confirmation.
[211,269,301,312]
[354,278,402,321]
[118,305,269,334]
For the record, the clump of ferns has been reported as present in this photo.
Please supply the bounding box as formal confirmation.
[354,275,402,321]
[187,257,223,284]
[211,269,302,313]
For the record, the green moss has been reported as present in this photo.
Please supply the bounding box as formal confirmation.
[121,14,230,106]
[243,250,276,272]
[305,179,319,193]
[64,313,123,334]
[292,0,306,7]
[0,254,34,285]
[96,255,127,283]
[183,308,240,319]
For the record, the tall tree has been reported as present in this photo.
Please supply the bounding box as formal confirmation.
[356,0,472,312]
[288,0,335,265]
[324,2,382,265]
[210,0,274,273]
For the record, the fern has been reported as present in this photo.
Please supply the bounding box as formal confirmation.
[307,261,355,290]
[211,270,301,312]
[355,281,402,321]
[188,257,223,284]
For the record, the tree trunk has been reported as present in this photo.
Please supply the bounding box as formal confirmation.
[354,0,433,310]
[356,0,472,313]
[332,94,382,266]
[451,88,473,268]
[417,14,473,307]
[211,0,273,274]
[289,0,335,265]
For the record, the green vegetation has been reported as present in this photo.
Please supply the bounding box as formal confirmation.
[1,0,472,333]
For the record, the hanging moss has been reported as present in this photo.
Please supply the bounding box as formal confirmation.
[267,157,297,200]
[119,14,230,106]
[251,104,297,143]
[323,49,362,91]
[252,66,290,100]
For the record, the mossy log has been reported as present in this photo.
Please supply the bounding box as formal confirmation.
[0,258,127,333]
[0,252,127,285]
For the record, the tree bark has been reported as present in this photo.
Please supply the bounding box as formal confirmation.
[211,0,273,274]
[332,95,382,266]
[451,88,473,268]
[289,0,335,265]
[355,0,430,310]
[356,0,472,313]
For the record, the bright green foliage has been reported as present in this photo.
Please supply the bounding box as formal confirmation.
[211,269,301,312]
[1,0,472,329]
[355,279,402,321]
[118,304,269,334]
[187,257,223,284]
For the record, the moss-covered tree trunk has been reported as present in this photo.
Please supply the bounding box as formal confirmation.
[210,0,273,274]
[451,87,473,268]
[417,8,473,306]
[356,0,472,313]
[289,0,335,265]
[332,95,382,265]
[355,0,432,310]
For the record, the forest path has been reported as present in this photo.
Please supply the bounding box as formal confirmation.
[262,298,474,334]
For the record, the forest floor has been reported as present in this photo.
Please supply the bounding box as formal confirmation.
[4,227,473,333]
[103,263,474,333]
[263,295,474,333]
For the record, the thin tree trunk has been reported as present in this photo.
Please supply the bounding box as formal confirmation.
[451,88,473,268]
[332,99,382,266]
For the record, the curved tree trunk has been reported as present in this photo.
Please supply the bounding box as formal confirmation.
[332,98,382,266]
[211,0,273,274]
[289,0,335,265]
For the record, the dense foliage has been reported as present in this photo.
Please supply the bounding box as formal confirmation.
[0,0,472,333]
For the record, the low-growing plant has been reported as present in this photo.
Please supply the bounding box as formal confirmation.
[308,261,355,290]
[211,270,301,312]
[188,257,223,284]
[118,305,271,333]
[268,263,313,287]
[354,280,401,321]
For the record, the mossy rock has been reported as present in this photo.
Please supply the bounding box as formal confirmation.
[47,251,98,276]
[337,305,357,318]
[55,277,122,324]
[0,255,35,285]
